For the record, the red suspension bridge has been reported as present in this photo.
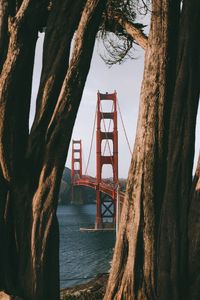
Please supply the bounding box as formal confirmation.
[71,91,130,229]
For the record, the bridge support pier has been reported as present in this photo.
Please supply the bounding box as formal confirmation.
[95,188,102,229]
[95,189,116,229]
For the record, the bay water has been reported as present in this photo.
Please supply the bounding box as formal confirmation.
[57,204,115,288]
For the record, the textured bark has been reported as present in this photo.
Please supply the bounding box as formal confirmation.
[105,1,200,299]
[0,0,107,299]
[188,156,200,299]
[27,2,107,298]
[28,0,86,186]
[158,1,200,299]
[104,1,180,299]
[0,0,48,294]
[0,3,42,180]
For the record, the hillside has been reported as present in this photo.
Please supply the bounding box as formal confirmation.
[59,167,96,204]
[59,167,71,204]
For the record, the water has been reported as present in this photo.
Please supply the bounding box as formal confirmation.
[57,204,115,288]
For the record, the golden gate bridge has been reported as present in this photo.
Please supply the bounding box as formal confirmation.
[71,91,131,230]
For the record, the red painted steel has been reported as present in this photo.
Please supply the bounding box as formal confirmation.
[74,175,124,203]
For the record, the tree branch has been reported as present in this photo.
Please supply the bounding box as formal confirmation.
[114,14,148,50]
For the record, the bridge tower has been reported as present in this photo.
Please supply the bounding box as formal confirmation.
[71,140,82,203]
[96,91,118,229]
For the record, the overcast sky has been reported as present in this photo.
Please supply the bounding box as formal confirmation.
[31,26,200,179]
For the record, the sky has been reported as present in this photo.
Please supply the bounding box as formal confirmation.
[31,22,200,180]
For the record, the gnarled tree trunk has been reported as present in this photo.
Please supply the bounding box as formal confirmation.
[104,1,180,299]
[188,155,200,299]
[105,0,200,299]
[0,0,106,299]
[158,1,200,299]
[0,0,47,293]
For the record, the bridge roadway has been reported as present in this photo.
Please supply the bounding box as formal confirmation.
[73,175,125,203]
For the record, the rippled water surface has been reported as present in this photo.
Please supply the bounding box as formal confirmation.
[57,204,115,288]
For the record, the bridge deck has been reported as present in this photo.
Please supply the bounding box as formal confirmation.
[73,175,125,202]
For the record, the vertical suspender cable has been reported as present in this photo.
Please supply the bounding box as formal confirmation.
[84,104,97,175]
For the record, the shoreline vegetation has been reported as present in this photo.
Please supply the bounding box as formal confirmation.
[60,273,108,300]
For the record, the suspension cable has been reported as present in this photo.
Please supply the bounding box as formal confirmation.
[82,150,87,175]
[117,98,132,156]
[84,103,97,175]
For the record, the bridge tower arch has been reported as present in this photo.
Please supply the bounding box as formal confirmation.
[96,91,118,228]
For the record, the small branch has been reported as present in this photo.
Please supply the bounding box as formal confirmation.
[114,14,148,50]
[16,0,32,21]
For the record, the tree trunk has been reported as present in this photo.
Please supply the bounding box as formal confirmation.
[188,155,200,299]
[0,0,107,299]
[26,1,107,298]
[105,0,200,299]
[113,14,148,50]
[104,1,180,299]
[29,0,86,173]
[0,1,47,293]
[158,1,200,299]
